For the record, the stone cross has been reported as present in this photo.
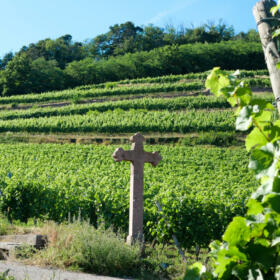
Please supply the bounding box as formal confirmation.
[113,133,162,245]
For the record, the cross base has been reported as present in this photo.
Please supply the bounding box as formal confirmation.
[126,233,144,246]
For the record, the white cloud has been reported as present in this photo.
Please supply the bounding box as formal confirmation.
[146,0,198,25]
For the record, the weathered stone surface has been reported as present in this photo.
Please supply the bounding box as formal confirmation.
[0,261,127,280]
[0,234,47,260]
[113,133,162,244]
[0,234,47,248]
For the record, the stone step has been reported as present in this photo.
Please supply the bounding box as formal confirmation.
[0,242,21,251]
[0,234,47,260]
[0,234,47,248]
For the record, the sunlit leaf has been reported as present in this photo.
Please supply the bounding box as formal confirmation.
[236,106,253,131]
[246,127,268,152]
[223,217,250,246]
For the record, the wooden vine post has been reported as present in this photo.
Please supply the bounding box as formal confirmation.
[253,0,280,114]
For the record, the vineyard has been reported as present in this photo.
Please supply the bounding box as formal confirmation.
[0,144,257,248]
[0,69,272,249]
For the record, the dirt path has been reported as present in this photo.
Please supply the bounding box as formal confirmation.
[0,261,130,280]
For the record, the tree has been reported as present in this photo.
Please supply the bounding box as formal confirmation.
[18,34,86,69]
[142,25,165,51]
[1,53,33,96]
[92,21,143,57]
[30,57,66,92]
[65,57,100,86]
[0,52,14,70]
[246,29,260,42]
[184,21,234,44]
[151,45,183,75]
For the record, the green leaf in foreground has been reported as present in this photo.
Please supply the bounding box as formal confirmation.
[263,193,280,213]
[235,86,252,106]
[249,143,276,179]
[184,263,208,280]
[236,105,253,131]
[246,127,268,152]
[223,217,250,246]
[205,67,230,97]
[271,3,280,16]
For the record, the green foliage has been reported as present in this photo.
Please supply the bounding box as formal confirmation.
[0,40,264,96]
[72,225,141,276]
[18,34,86,69]
[30,57,66,92]
[0,69,269,106]
[32,222,141,277]
[1,54,67,96]
[184,67,280,279]
[0,96,233,121]
[0,144,257,248]
[0,80,204,105]
[0,108,236,134]
[271,1,280,16]
[179,131,240,147]
[1,53,33,96]
[105,81,117,89]
[0,271,15,280]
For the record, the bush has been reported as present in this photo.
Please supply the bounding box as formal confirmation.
[31,222,141,277]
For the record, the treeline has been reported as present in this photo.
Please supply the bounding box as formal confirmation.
[0,21,263,96]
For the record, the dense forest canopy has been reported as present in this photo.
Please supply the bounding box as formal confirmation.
[0,21,262,96]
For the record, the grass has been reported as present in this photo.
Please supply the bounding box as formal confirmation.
[0,214,42,236]
[25,222,142,277]
[0,271,15,280]
[0,215,209,279]
[3,219,197,279]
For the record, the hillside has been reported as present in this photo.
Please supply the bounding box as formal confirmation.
[0,69,272,246]
[0,69,271,142]
[0,41,264,97]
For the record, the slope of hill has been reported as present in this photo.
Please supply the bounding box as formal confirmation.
[0,70,271,249]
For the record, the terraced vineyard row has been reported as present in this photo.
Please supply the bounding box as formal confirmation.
[0,94,273,122]
[0,143,257,248]
[0,82,204,105]
[0,73,271,107]
[0,109,235,133]
[78,69,269,89]
[0,96,232,120]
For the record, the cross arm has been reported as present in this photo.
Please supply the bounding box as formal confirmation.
[143,151,162,167]
[113,148,135,162]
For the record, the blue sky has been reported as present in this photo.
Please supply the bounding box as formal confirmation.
[0,0,258,57]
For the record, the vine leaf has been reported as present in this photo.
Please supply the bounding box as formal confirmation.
[247,199,264,215]
[223,217,250,246]
[205,67,229,97]
[236,106,253,131]
[184,263,207,280]
[249,143,277,179]
[235,86,252,106]
[271,3,280,16]
[251,179,274,201]
[263,193,280,213]
[247,243,275,270]
[246,127,268,152]
[248,268,264,280]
